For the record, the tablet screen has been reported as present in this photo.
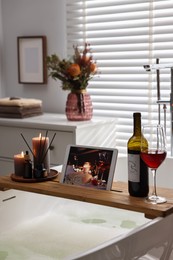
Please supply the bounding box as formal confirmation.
[60,145,118,190]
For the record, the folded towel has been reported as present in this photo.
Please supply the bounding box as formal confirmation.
[0,105,42,114]
[0,97,42,108]
[0,97,43,118]
[0,111,43,118]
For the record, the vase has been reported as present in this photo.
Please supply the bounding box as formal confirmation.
[65,90,93,121]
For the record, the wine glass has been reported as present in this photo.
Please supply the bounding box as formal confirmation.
[140,124,167,204]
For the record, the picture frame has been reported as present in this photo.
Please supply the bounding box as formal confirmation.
[60,144,118,190]
[17,36,47,84]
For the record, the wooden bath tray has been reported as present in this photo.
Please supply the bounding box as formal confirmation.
[0,175,173,219]
[10,169,58,183]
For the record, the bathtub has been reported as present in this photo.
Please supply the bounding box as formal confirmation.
[115,156,173,189]
[0,189,151,260]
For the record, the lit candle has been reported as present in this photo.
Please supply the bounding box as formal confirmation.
[14,151,25,176]
[32,133,50,173]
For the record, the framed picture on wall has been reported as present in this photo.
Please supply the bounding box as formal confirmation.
[17,36,47,84]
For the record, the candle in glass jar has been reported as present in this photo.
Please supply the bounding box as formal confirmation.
[14,151,25,176]
[32,133,50,172]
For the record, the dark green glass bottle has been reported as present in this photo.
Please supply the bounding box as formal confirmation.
[128,113,149,197]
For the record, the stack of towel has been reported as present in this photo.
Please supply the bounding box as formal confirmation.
[0,97,43,118]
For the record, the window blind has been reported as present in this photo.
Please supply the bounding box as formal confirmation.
[66,0,173,156]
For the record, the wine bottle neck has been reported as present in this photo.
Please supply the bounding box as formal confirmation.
[133,113,141,136]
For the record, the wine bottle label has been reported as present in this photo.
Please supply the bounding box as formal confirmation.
[128,153,140,182]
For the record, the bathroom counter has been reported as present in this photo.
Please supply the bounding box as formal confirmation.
[0,175,173,219]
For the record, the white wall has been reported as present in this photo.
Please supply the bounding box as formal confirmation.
[1,0,67,113]
[0,0,5,97]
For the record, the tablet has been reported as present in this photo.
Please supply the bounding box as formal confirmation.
[60,144,118,190]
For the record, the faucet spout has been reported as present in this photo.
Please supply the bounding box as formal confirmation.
[143,60,173,155]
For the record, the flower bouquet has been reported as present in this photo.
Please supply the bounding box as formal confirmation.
[46,43,97,92]
[47,43,97,121]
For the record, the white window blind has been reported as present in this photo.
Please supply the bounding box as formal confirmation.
[66,0,173,156]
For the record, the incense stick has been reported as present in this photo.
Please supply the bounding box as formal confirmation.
[20,133,35,158]
[40,130,48,163]
[41,133,56,163]
[38,133,42,165]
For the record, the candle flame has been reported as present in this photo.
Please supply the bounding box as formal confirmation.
[21,151,24,157]
[39,133,42,139]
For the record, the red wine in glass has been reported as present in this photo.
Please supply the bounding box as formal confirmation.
[141,150,167,169]
[141,124,167,204]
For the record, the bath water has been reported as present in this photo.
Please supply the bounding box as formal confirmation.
[0,204,148,260]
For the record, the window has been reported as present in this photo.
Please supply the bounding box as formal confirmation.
[66,0,173,156]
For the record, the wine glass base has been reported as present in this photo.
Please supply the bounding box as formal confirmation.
[146,195,167,204]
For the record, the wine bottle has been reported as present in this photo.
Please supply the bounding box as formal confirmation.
[128,112,149,197]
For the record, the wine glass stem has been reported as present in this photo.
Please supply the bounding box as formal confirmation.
[151,169,157,197]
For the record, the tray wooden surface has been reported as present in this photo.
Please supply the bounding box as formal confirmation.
[10,169,58,183]
[0,175,173,219]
